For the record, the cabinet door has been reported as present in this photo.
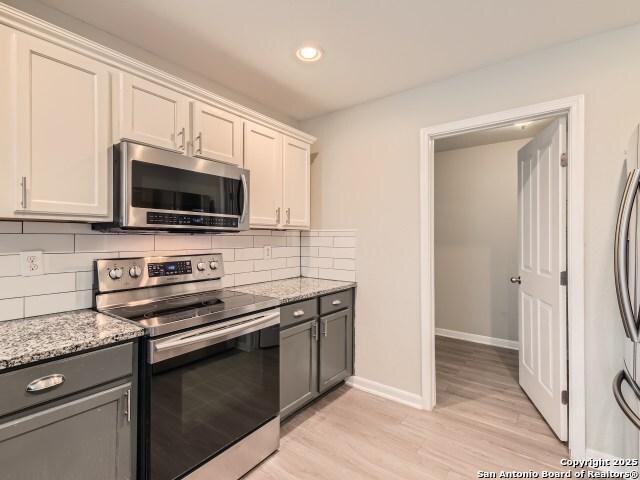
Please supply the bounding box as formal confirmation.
[282,136,311,229]
[116,72,189,152]
[244,121,282,228]
[280,320,318,418]
[14,34,111,218]
[0,383,133,480]
[192,101,243,165]
[319,309,353,393]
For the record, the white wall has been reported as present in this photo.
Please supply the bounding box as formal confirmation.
[435,139,528,342]
[300,24,640,458]
[1,0,298,127]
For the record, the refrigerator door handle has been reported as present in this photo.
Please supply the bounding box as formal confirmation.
[613,369,640,430]
[614,168,640,343]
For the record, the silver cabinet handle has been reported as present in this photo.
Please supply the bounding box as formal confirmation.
[322,319,328,337]
[177,127,185,151]
[276,207,281,224]
[615,168,640,342]
[240,174,248,224]
[26,374,65,393]
[510,276,521,284]
[293,309,305,318]
[312,320,318,341]
[124,389,131,422]
[195,132,203,155]
[286,208,291,225]
[613,369,640,429]
[332,299,342,306]
[20,177,27,209]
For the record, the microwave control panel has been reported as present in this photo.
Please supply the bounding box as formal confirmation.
[146,212,239,229]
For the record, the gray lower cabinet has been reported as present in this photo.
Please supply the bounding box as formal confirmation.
[319,309,353,393]
[280,288,354,419]
[280,319,318,418]
[0,342,136,480]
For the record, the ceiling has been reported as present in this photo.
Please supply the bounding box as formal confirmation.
[31,0,640,120]
[434,118,554,152]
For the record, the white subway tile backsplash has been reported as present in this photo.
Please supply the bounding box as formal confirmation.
[23,222,95,234]
[120,250,184,258]
[300,231,318,237]
[318,247,356,259]
[0,273,76,300]
[286,236,301,247]
[0,255,22,277]
[0,298,24,321]
[271,230,300,236]
[225,260,254,274]
[317,269,356,282]
[254,258,287,272]
[235,270,271,286]
[0,234,74,254]
[212,235,253,249]
[301,257,333,269]
[186,249,235,262]
[155,235,211,251]
[272,267,301,281]
[333,237,357,248]
[44,252,118,273]
[234,248,264,261]
[0,221,22,234]
[301,267,319,278]
[301,247,319,257]
[25,290,93,317]
[287,257,301,267]
[272,247,299,258]
[317,230,356,237]
[75,234,154,253]
[333,258,356,271]
[301,236,333,247]
[253,235,286,247]
[75,271,94,290]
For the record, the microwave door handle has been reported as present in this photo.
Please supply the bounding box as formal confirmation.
[240,174,248,224]
[613,369,640,430]
[615,168,640,342]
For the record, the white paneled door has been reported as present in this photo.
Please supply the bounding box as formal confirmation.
[517,118,568,441]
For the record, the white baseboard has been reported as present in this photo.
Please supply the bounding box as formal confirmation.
[436,328,519,350]
[585,448,638,472]
[346,376,423,409]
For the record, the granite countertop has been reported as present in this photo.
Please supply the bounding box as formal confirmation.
[0,310,144,371]
[229,277,357,304]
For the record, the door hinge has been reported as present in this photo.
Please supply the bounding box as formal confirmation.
[560,271,568,286]
[561,390,569,405]
[560,153,568,167]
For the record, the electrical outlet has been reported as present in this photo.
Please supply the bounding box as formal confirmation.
[20,250,44,277]
[263,246,272,259]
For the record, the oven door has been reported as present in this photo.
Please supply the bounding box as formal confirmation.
[120,142,250,231]
[144,310,280,480]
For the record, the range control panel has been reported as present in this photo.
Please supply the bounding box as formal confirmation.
[96,253,225,293]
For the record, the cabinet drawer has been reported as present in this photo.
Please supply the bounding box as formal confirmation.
[280,299,317,328]
[0,343,133,418]
[319,290,352,315]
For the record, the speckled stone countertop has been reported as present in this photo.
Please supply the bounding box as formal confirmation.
[229,277,356,304]
[0,310,144,370]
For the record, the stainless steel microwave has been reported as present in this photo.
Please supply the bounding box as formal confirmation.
[95,142,249,232]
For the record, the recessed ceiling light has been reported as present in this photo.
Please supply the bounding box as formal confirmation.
[296,45,323,62]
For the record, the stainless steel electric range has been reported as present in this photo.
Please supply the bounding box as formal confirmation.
[95,254,281,480]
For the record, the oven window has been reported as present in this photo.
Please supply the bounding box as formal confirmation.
[149,325,279,480]
[131,161,243,215]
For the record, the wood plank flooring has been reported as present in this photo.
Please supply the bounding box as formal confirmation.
[245,336,571,479]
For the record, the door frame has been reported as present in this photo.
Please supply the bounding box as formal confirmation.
[419,95,585,459]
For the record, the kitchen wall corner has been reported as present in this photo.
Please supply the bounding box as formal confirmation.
[300,230,357,282]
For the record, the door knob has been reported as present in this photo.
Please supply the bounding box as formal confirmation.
[510,276,521,284]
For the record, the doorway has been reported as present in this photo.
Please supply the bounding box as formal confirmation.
[419,96,586,459]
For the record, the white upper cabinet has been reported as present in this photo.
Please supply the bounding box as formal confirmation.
[191,101,244,166]
[245,121,282,228]
[114,73,190,152]
[282,136,311,229]
[13,33,112,218]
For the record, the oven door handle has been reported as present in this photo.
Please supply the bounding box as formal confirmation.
[240,173,248,224]
[154,312,279,354]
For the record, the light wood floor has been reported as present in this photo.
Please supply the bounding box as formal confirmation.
[246,336,571,479]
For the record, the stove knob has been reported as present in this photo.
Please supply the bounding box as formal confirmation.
[109,267,123,280]
[209,260,219,270]
[197,262,206,272]
[129,266,142,278]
